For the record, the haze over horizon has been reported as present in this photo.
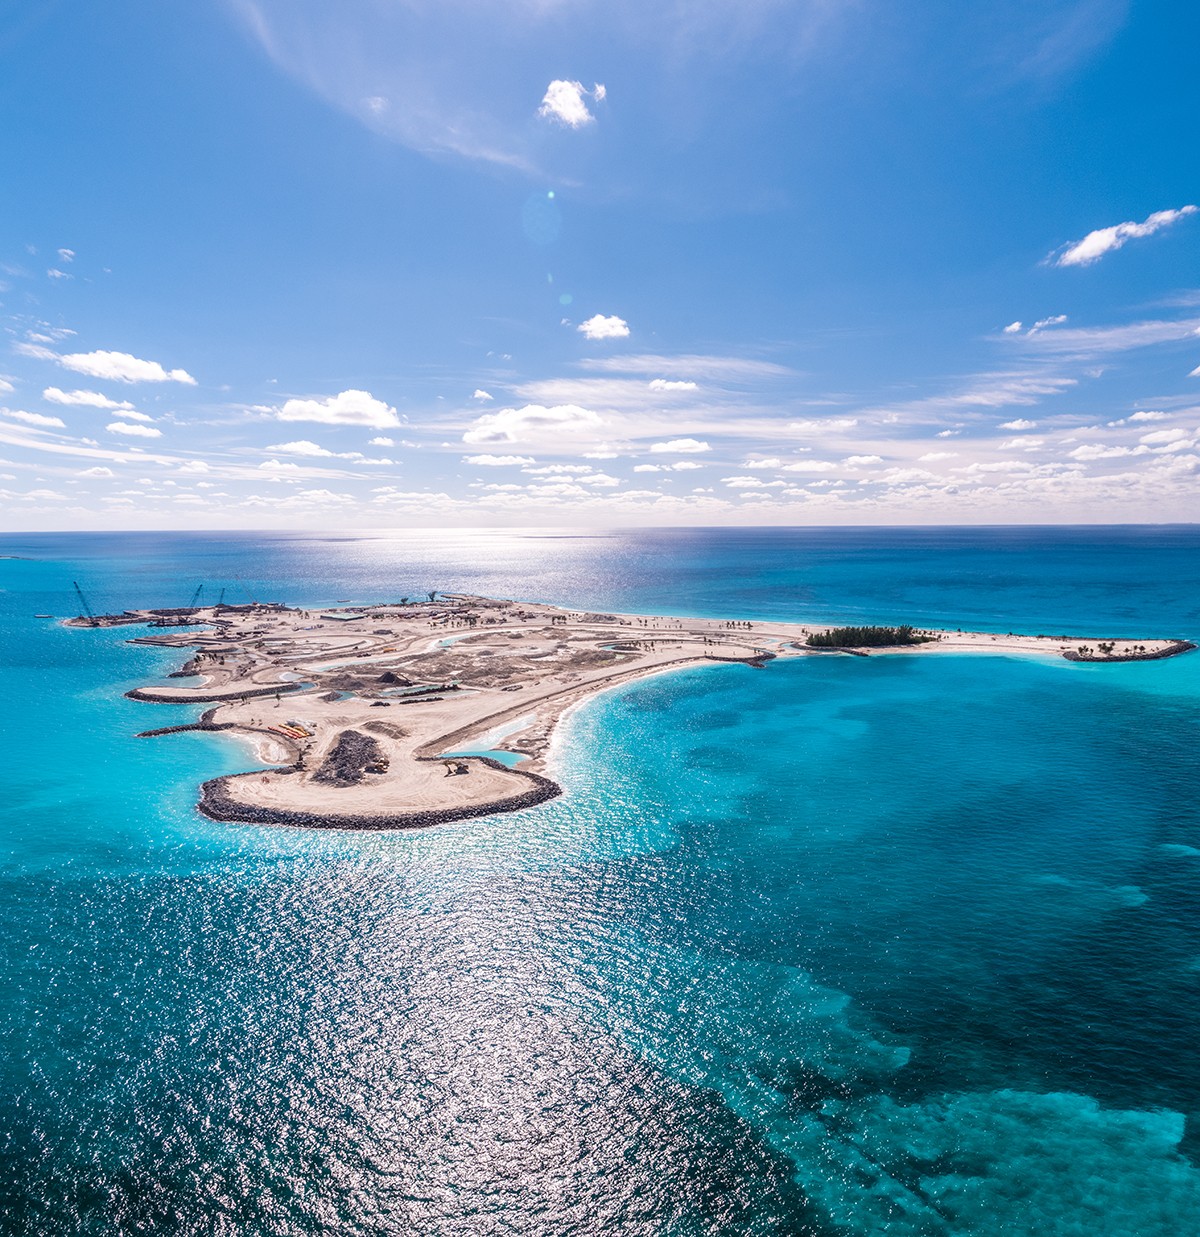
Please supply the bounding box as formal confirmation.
[2,0,1199,530]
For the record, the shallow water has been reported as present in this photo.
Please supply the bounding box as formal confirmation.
[2,528,1199,1235]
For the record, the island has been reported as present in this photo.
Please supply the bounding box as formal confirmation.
[67,595,1194,831]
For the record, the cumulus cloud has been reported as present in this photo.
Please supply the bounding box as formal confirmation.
[463,403,605,446]
[5,409,64,428]
[277,389,400,428]
[369,436,394,446]
[999,419,1038,430]
[60,350,196,384]
[463,453,535,466]
[1139,427,1190,445]
[577,314,630,341]
[537,80,605,128]
[648,438,710,454]
[1003,321,1023,334]
[648,379,698,392]
[1052,206,1197,267]
[43,387,134,410]
[472,389,494,402]
[107,421,162,438]
[264,439,335,457]
[79,466,113,477]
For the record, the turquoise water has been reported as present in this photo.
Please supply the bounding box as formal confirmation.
[3,529,1200,1235]
[438,750,529,768]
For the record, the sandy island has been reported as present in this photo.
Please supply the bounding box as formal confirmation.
[69,594,1194,831]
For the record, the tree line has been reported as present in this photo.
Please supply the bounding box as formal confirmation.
[806,625,934,648]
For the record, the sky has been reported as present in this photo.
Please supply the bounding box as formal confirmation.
[1,0,1199,530]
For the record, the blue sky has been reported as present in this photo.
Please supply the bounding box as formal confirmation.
[1,0,1198,529]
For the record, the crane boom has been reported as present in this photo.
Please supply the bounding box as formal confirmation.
[185,584,204,612]
[72,581,98,626]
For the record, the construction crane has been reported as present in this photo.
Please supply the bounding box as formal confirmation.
[233,573,257,605]
[184,584,204,613]
[214,587,226,609]
[72,581,99,627]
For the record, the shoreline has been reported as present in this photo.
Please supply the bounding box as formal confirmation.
[74,593,1194,832]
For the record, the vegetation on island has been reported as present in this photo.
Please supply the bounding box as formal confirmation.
[806,624,935,649]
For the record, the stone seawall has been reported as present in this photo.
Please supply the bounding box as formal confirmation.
[125,682,306,704]
[1062,639,1196,663]
[197,757,562,831]
[137,720,235,738]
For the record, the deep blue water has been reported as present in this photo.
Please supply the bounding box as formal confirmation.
[2,527,1200,1235]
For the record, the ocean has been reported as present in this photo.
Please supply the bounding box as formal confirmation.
[2,526,1200,1235]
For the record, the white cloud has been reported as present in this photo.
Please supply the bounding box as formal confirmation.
[1190,365,1200,378]
[264,439,335,457]
[789,417,859,432]
[463,453,536,466]
[648,379,698,392]
[277,389,400,428]
[14,343,57,361]
[1070,443,1140,461]
[1027,314,1067,333]
[369,436,394,446]
[1003,322,1023,334]
[581,353,793,381]
[999,419,1038,430]
[843,454,882,466]
[47,268,72,280]
[0,379,12,393]
[463,403,605,446]
[79,466,113,477]
[472,389,494,402]
[635,461,704,473]
[43,387,135,410]
[919,451,958,461]
[1052,206,1197,267]
[1139,428,1190,445]
[1128,410,1167,422]
[537,80,605,128]
[60,350,196,384]
[577,314,630,341]
[5,410,64,428]
[648,438,709,454]
[107,421,162,438]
